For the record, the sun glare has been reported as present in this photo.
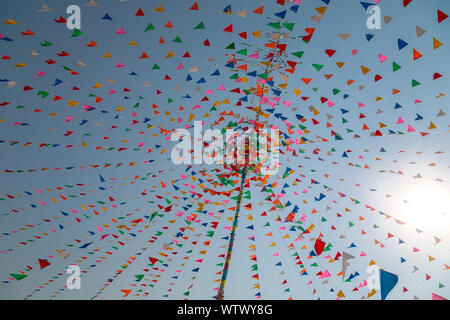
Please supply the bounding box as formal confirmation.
[403,184,450,234]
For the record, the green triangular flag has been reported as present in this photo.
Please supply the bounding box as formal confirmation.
[225,42,235,49]
[292,51,304,59]
[40,40,52,47]
[282,22,295,31]
[135,274,144,281]
[312,64,324,71]
[71,29,82,37]
[145,22,155,31]
[267,22,281,30]
[194,22,205,30]
[412,79,420,87]
[10,274,28,281]
[258,73,268,80]
[392,61,401,72]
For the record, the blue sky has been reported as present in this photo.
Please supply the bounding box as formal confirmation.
[0,0,449,300]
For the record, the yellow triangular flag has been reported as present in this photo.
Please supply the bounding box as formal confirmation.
[337,290,346,298]
[251,30,261,38]
[153,5,164,12]
[433,37,442,50]
[315,6,327,15]
[361,65,371,75]
[165,50,174,59]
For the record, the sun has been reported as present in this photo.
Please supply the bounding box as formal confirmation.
[403,183,450,234]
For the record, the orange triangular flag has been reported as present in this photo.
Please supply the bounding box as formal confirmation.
[253,5,263,14]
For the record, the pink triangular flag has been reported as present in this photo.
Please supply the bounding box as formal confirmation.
[378,54,388,63]
[116,27,126,34]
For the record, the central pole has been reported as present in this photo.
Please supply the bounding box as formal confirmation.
[216,26,285,300]
[216,163,248,300]
[215,63,276,300]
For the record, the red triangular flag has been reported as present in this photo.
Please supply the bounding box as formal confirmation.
[403,0,413,7]
[189,2,199,10]
[223,24,233,33]
[437,10,448,23]
[38,258,51,269]
[135,8,145,16]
